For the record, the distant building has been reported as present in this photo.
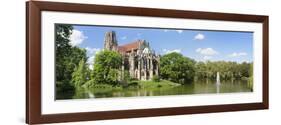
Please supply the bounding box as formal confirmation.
[104,31,160,80]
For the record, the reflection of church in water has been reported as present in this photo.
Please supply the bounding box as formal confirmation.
[104,31,160,80]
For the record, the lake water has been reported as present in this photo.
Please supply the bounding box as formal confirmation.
[68,80,252,99]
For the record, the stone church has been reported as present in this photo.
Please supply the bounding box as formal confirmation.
[104,31,160,81]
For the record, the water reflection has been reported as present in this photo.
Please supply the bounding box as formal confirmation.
[69,80,252,99]
[216,72,220,93]
[216,84,220,93]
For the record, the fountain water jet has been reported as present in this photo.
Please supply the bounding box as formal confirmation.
[216,72,220,93]
[216,72,220,85]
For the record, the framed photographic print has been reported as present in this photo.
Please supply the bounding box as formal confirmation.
[26,1,269,124]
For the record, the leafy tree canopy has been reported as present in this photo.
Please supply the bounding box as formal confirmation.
[194,61,252,80]
[160,52,196,84]
[91,50,122,85]
[71,59,89,87]
[55,24,87,98]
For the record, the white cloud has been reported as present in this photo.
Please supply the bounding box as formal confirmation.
[87,55,95,70]
[121,36,127,40]
[228,52,247,57]
[239,60,251,63]
[85,47,101,70]
[87,55,95,64]
[89,65,93,70]
[176,30,183,34]
[85,47,101,54]
[163,49,182,54]
[196,48,217,61]
[195,48,201,52]
[69,29,87,46]
[203,56,212,60]
[196,48,218,56]
[163,29,183,34]
[194,33,205,40]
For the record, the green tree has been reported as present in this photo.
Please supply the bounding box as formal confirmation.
[246,63,253,90]
[91,50,122,85]
[239,62,251,78]
[194,61,253,81]
[71,59,89,87]
[123,70,131,82]
[55,24,73,83]
[55,24,87,99]
[160,52,195,84]
[107,69,120,84]
[195,62,208,80]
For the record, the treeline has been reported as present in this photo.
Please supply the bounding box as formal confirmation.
[159,52,253,84]
[195,61,253,81]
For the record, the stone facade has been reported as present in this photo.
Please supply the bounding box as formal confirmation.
[104,31,160,80]
[104,31,118,51]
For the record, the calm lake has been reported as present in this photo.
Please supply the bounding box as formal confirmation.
[64,80,252,99]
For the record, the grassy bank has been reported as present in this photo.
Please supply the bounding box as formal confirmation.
[84,80,181,91]
[130,80,181,89]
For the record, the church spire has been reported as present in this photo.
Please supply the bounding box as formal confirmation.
[104,31,118,51]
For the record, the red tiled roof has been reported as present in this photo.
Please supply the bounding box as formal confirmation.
[118,40,143,53]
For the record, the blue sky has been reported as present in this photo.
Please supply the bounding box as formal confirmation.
[68,24,253,67]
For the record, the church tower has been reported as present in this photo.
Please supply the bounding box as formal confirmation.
[104,31,118,51]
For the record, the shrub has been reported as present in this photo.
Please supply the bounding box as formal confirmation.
[123,70,131,82]
[152,75,160,82]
